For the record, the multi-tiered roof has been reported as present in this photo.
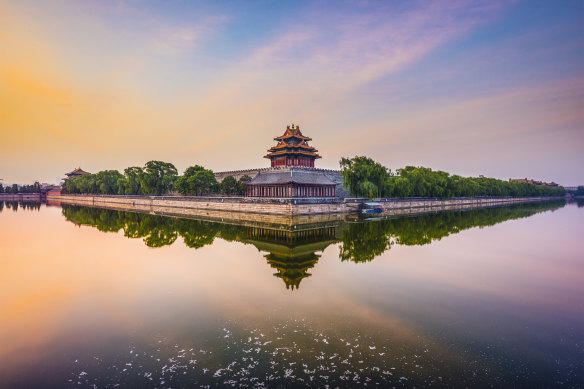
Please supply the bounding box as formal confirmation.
[265,124,321,167]
[64,167,91,179]
[245,123,337,198]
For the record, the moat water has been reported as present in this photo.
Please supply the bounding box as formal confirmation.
[0,200,582,388]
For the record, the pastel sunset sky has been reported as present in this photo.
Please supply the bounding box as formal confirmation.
[1,0,583,185]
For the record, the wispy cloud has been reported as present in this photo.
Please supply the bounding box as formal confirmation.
[147,14,230,55]
[340,77,584,180]
[174,1,510,150]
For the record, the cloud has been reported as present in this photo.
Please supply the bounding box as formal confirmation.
[336,76,584,182]
[169,1,511,153]
[147,14,230,55]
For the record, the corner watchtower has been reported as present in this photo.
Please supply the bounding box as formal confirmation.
[264,124,321,168]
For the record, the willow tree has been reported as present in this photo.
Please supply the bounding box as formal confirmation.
[340,156,390,199]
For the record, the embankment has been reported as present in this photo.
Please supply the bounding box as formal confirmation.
[0,193,42,201]
[47,194,559,217]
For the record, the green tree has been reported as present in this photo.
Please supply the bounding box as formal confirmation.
[176,219,219,248]
[220,175,239,195]
[188,170,218,195]
[96,170,124,194]
[119,166,144,195]
[238,175,252,196]
[340,156,388,198]
[183,165,206,177]
[341,155,565,199]
[340,221,392,263]
[175,176,189,195]
[176,165,211,195]
[393,177,412,197]
[141,161,178,195]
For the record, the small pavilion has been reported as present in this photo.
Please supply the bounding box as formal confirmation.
[246,124,336,198]
[64,167,91,179]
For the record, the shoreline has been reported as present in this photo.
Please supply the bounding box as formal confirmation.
[0,193,42,201]
[43,194,562,222]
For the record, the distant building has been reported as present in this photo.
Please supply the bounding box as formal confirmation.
[46,187,62,196]
[245,124,337,198]
[509,178,560,187]
[64,167,91,180]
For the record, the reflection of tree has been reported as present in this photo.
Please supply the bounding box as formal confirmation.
[62,206,125,232]
[217,223,249,243]
[0,201,41,213]
[175,219,219,248]
[122,213,150,239]
[138,216,178,247]
[60,201,567,287]
[19,202,41,211]
[63,206,179,247]
[340,222,391,263]
[3,201,19,212]
[338,201,566,262]
[63,206,232,249]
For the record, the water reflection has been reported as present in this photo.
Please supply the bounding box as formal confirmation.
[1,199,581,388]
[341,201,566,262]
[0,201,41,212]
[243,227,338,290]
[58,201,565,289]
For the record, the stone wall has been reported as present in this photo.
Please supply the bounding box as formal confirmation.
[0,193,41,201]
[49,194,358,216]
[47,194,557,217]
[370,196,552,211]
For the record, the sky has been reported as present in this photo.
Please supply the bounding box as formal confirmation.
[0,0,583,186]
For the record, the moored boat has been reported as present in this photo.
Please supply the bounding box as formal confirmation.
[361,202,382,214]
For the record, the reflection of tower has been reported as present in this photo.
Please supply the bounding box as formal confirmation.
[244,226,338,290]
[265,252,320,290]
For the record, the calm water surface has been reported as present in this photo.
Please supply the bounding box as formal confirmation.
[0,200,582,388]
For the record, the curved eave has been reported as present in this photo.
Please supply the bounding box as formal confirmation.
[274,135,312,141]
[267,145,319,152]
[264,151,322,159]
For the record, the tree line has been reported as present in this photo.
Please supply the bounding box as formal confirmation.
[340,156,566,199]
[62,160,250,196]
[0,183,41,194]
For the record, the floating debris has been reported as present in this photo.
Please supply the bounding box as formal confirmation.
[65,318,575,388]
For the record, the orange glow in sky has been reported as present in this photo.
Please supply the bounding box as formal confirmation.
[1,1,583,185]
